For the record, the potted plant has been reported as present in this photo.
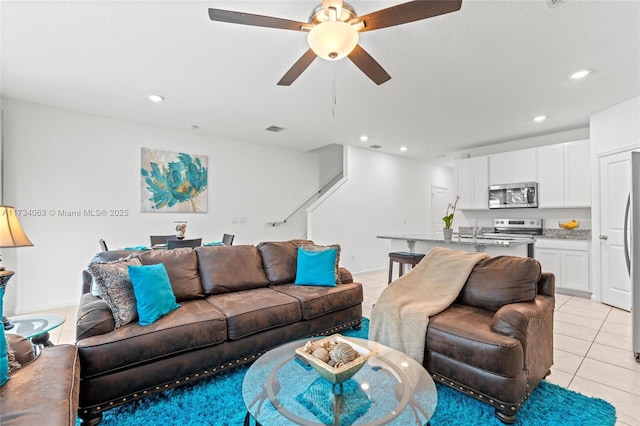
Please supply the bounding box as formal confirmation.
[442,196,460,242]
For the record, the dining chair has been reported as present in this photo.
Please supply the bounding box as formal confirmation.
[222,234,235,246]
[98,239,109,251]
[167,238,202,249]
[150,235,176,246]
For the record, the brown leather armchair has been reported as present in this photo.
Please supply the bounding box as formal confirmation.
[0,334,80,425]
[424,256,554,424]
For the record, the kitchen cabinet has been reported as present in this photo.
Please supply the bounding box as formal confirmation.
[537,140,590,207]
[535,239,590,295]
[456,156,489,210]
[489,148,537,185]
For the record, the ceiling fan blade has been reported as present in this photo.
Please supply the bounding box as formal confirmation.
[352,0,462,33]
[348,44,391,85]
[208,8,307,31]
[277,49,318,86]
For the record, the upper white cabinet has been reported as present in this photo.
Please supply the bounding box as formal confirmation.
[537,140,590,208]
[489,148,537,185]
[564,140,591,206]
[456,156,489,210]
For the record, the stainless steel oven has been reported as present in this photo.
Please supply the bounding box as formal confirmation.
[489,182,538,209]
[482,218,543,257]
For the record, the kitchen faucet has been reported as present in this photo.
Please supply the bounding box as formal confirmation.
[473,218,480,240]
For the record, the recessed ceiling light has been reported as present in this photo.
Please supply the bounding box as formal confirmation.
[533,115,547,123]
[570,69,591,80]
[400,146,408,152]
[360,135,369,142]
[148,94,164,103]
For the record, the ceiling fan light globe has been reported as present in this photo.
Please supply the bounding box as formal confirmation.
[307,21,358,61]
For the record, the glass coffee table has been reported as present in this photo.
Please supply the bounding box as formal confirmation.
[242,337,437,425]
[5,314,65,347]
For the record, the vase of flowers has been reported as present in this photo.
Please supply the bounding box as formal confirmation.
[442,196,460,242]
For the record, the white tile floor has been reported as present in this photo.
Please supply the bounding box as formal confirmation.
[37,269,639,425]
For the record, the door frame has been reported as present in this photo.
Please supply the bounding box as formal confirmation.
[592,144,639,305]
[431,185,448,234]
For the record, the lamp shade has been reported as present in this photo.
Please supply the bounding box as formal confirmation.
[308,20,359,61]
[0,206,33,248]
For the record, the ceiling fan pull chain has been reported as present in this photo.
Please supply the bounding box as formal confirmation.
[332,68,337,118]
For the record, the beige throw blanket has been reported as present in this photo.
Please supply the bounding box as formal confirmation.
[369,247,490,364]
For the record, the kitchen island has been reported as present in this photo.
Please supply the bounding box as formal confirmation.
[377,233,534,258]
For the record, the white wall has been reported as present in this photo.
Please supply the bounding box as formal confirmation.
[308,145,454,273]
[590,96,640,156]
[1,99,327,314]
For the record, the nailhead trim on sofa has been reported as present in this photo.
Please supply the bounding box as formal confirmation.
[79,318,362,419]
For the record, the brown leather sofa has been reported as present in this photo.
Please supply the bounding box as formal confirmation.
[0,334,80,425]
[75,240,363,425]
[424,256,554,424]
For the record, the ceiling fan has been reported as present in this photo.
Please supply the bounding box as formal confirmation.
[208,0,462,86]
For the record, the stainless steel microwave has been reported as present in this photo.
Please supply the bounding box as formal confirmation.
[489,182,538,209]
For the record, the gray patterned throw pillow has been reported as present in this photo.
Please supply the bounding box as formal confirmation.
[89,256,142,328]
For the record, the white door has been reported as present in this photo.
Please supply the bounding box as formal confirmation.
[600,151,632,310]
[431,186,448,234]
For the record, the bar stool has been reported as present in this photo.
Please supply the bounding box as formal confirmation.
[388,251,425,284]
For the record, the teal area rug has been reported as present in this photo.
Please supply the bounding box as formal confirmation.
[80,318,616,425]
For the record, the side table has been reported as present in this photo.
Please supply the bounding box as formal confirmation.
[5,313,65,347]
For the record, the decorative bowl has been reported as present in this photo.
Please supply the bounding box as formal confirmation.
[295,334,377,384]
[558,219,579,230]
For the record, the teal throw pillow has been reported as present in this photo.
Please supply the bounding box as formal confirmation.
[1,288,9,386]
[128,264,180,326]
[295,246,338,287]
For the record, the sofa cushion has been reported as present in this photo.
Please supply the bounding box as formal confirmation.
[139,248,204,301]
[88,256,142,328]
[457,256,541,312]
[257,239,312,285]
[76,299,227,378]
[128,264,181,326]
[295,246,339,287]
[427,304,523,377]
[273,282,363,320]
[205,288,301,340]
[196,245,269,295]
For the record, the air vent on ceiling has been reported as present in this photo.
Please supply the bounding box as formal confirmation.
[369,145,382,149]
[546,0,564,8]
[265,125,285,133]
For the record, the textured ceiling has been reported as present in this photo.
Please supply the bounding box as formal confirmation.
[2,1,639,163]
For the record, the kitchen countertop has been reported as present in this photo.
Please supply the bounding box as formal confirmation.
[457,227,592,241]
[539,229,591,240]
[376,234,534,248]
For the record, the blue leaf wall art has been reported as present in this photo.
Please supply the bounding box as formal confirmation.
[140,148,208,212]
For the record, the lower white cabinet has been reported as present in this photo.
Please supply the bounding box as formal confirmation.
[534,239,590,295]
